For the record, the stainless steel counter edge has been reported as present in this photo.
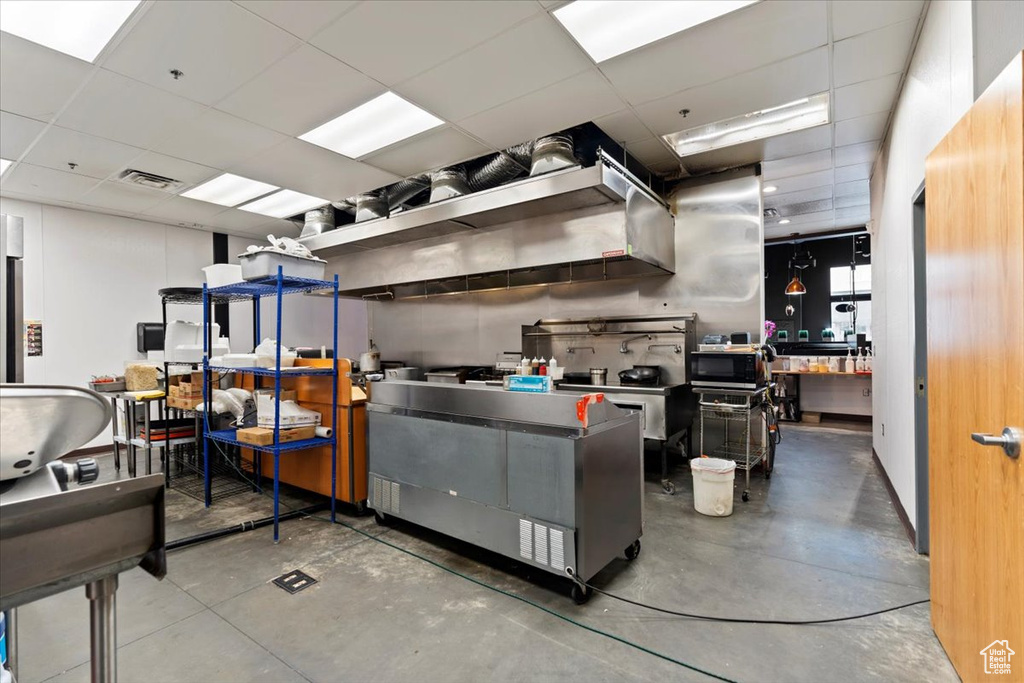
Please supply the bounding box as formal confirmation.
[554,382,685,396]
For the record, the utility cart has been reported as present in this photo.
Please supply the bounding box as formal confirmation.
[696,385,775,501]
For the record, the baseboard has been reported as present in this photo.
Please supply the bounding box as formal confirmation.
[822,413,872,423]
[61,445,113,460]
[872,448,916,548]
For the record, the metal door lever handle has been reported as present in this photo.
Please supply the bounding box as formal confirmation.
[971,427,1022,458]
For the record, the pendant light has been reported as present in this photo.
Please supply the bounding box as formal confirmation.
[785,234,814,296]
[785,275,806,295]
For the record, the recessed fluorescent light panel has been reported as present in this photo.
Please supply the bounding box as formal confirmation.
[182,173,278,208]
[239,190,329,218]
[0,0,141,63]
[0,159,12,175]
[299,92,443,159]
[662,92,831,158]
[554,0,758,63]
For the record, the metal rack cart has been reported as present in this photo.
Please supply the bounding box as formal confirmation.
[202,268,340,542]
[696,386,773,502]
[158,287,250,502]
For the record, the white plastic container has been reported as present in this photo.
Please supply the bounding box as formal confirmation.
[202,264,243,288]
[690,457,737,517]
[239,251,326,281]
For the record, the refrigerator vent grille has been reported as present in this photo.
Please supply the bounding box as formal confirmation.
[533,524,549,565]
[373,477,401,514]
[519,519,533,559]
[549,529,564,571]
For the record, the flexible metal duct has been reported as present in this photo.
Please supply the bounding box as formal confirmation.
[355,192,388,222]
[299,205,335,238]
[386,175,430,210]
[530,134,576,176]
[466,141,534,192]
[429,166,471,202]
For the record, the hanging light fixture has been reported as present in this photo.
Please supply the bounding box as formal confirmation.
[785,235,814,296]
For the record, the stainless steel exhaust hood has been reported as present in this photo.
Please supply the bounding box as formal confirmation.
[308,152,675,299]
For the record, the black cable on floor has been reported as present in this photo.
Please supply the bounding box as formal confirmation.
[581,582,930,625]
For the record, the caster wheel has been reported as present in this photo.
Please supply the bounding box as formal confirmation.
[741,490,750,502]
[570,582,591,605]
[662,480,676,495]
[354,500,367,515]
[624,540,641,561]
[373,510,388,526]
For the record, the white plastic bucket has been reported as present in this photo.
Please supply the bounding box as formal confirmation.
[203,264,243,288]
[690,457,736,517]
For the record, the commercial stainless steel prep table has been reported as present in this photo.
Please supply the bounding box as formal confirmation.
[367,380,643,602]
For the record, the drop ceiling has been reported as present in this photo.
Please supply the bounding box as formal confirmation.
[0,0,924,239]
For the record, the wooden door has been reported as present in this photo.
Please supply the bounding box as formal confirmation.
[926,53,1023,682]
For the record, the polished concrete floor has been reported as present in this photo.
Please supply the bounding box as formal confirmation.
[15,424,955,683]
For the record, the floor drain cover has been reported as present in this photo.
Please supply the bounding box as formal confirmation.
[273,569,318,594]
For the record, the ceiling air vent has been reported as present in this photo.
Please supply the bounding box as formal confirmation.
[763,208,780,218]
[118,169,184,193]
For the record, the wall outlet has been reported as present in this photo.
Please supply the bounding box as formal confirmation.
[862,388,872,397]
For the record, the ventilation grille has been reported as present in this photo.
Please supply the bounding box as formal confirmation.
[118,169,185,193]
[373,476,401,514]
[518,519,567,571]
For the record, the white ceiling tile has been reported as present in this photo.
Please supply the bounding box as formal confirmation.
[780,209,835,225]
[766,169,834,194]
[832,0,924,41]
[363,127,491,177]
[833,73,902,120]
[834,179,870,198]
[122,152,219,186]
[762,125,833,161]
[216,45,385,136]
[766,184,833,209]
[138,195,228,223]
[229,138,399,201]
[834,141,878,167]
[234,0,358,39]
[0,111,46,159]
[459,70,622,149]
[593,109,652,145]
[765,220,834,239]
[834,162,873,183]
[209,207,285,231]
[103,0,300,106]
[833,19,917,88]
[23,126,142,180]
[600,0,827,105]
[311,1,540,86]
[151,109,287,169]
[0,162,100,200]
[834,204,871,222]
[0,33,92,121]
[762,150,834,180]
[57,69,206,149]
[79,181,170,214]
[834,112,888,147]
[834,192,869,209]
[625,137,680,172]
[396,15,591,121]
[633,47,830,134]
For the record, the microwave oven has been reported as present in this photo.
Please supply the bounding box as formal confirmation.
[690,351,766,389]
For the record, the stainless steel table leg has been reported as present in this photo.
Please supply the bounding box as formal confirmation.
[110,397,120,471]
[4,608,18,680]
[86,575,118,683]
[143,403,152,476]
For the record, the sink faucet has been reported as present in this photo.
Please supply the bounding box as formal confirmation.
[619,334,652,353]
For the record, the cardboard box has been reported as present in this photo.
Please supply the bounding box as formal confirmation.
[169,384,180,398]
[167,395,202,410]
[236,425,316,447]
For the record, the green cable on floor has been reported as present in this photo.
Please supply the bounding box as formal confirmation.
[205,442,737,681]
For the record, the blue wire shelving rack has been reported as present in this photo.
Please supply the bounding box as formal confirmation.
[202,267,340,542]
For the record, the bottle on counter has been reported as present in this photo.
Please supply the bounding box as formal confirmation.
[531,357,540,374]
[845,349,855,373]
[539,357,548,376]
[828,356,839,373]
[865,349,873,373]
[855,349,866,372]
[520,357,530,375]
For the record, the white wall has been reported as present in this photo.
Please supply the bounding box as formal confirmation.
[0,197,368,449]
[869,0,974,529]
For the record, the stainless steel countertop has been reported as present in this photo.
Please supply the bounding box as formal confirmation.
[555,382,683,396]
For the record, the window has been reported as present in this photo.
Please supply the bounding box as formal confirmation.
[829,265,871,340]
